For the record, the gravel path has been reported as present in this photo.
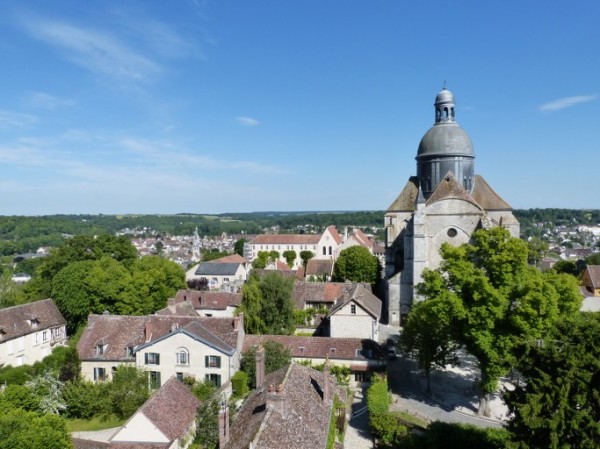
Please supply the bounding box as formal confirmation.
[344,388,374,449]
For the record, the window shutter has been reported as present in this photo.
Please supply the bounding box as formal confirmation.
[205,355,209,367]
[216,356,221,368]
[145,353,148,364]
[156,354,160,365]
[156,372,161,388]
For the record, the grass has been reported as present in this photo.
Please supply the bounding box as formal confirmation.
[393,411,430,430]
[67,415,126,432]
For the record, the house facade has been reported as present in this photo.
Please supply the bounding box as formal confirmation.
[0,299,67,368]
[327,284,381,341]
[77,314,244,388]
[185,259,248,292]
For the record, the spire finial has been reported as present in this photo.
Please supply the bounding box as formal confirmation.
[442,80,447,90]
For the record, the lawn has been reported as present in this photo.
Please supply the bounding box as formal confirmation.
[67,416,126,432]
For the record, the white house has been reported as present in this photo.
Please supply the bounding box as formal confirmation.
[77,314,244,388]
[0,299,67,368]
[327,284,381,341]
[163,290,242,318]
[244,225,343,269]
[186,254,248,292]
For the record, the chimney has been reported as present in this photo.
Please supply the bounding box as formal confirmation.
[344,226,348,242]
[266,383,286,418]
[167,298,176,314]
[323,357,331,404]
[233,314,241,331]
[218,400,229,448]
[255,344,265,389]
[144,321,152,342]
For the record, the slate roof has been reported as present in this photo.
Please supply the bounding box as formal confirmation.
[0,299,65,342]
[292,282,366,309]
[328,284,382,319]
[77,314,241,361]
[194,262,242,276]
[426,172,482,209]
[305,259,334,277]
[224,363,334,449]
[134,377,200,442]
[249,234,321,245]
[243,335,385,362]
[172,290,242,310]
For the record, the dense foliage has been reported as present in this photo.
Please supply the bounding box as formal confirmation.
[240,341,292,389]
[396,422,510,449]
[405,227,582,416]
[332,245,380,284]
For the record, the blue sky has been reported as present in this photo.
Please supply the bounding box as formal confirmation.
[1,1,599,215]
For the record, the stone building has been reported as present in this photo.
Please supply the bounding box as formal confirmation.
[385,87,519,326]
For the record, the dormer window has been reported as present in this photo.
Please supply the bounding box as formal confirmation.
[350,304,357,315]
[29,318,40,328]
[95,343,107,356]
[126,346,135,358]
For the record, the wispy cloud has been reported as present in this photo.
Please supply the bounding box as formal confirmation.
[236,116,260,127]
[0,110,37,129]
[24,91,76,110]
[20,17,160,82]
[539,95,597,112]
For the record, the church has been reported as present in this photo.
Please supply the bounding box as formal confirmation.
[384,87,519,326]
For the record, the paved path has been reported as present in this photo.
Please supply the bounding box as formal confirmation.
[71,426,121,443]
[344,388,374,449]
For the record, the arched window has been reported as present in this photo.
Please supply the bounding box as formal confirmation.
[328,246,332,255]
[444,107,449,118]
[322,247,326,255]
[176,348,189,365]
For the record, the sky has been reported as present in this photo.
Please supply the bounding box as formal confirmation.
[0,1,599,215]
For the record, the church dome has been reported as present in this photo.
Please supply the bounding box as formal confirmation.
[417,124,474,157]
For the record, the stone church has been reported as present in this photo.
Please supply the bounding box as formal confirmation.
[384,87,519,326]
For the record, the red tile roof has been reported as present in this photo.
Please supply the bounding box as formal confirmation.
[292,281,370,308]
[249,234,321,245]
[305,259,334,277]
[173,290,242,310]
[326,225,343,245]
[210,254,247,264]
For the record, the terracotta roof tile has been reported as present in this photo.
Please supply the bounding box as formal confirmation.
[249,234,321,245]
[210,254,247,264]
[305,259,334,277]
[292,282,361,308]
[173,290,242,310]
[326,226,343,245]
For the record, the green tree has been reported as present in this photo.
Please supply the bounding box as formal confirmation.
[506,313,600,449]
[240,341,292,389]
[104,366,150,420]
[0,408,74,449]
[25,371,66,415]
[300,250,314,268]
[240,272,295,335]
[234,238,247,256]
[415,227,582,416]
[252,251,270,269]
[585,252,600,265]
[332,246,380,284]
[526,237,548,266]
[552,259,579,276]
[194,399,219,449]
[283,250,297,268]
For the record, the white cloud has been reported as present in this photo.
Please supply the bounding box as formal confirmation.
[539,95,597,112]
[24,91,75,110]
[0,110,37,128]
[21,17,160,81]
[236,116,260,127]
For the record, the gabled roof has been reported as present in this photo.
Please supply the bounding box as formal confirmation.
[325,225,343,245]
[304,259,334,277]
[350,228,373,248]
[172,290,242,310]
[0,299,65,342]
[426,172,482,209]
[292,281,366,308]
[243,335,385,361]
[209,254,247,264]
[471,175,513,211]
[194,262,242,276]
[386,177,419,212]
[134,377,200,442]
[249,234,321,245]
[77,314,241,361]
[328,284,382,319]
[584,265,600,289]
[224,363,334,449]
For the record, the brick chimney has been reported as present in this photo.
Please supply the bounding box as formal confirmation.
[233,316,240,331]
[266,383,286,418]
[255,343,265,389]
[218,400,229,448]
[323,357,331,404]
[144,320,152,342]
[167,298,176,314]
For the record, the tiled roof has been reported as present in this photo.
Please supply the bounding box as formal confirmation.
[194,262,241,276]
[243,335,384,361]
[136,377,200,442]
[155,301,198,316]
[305,259,334,277]
[328,284,382,319]
[426,172,482,209]
[224,363,334,449]
[249,234,321,245]
[292,281,369,308]
[73,440,169,449]
[77,315,240,361]
[471,175,513,211]
[0,299,65,342]
[209,254,247,264]
[585,265,600,289]
[173,290,242,310]
[326,226,343,245]
[351,228,373,248]
[386,177,418,212]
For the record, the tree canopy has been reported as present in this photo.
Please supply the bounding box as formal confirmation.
[240,341,292,389]
[407,227,582,416]
[332,245,380,284]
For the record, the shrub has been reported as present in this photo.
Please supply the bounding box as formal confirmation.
[231,371,248,398]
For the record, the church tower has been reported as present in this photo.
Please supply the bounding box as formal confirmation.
[384,87,519,326]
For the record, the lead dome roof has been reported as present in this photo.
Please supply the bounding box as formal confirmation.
[417,88,475,158]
